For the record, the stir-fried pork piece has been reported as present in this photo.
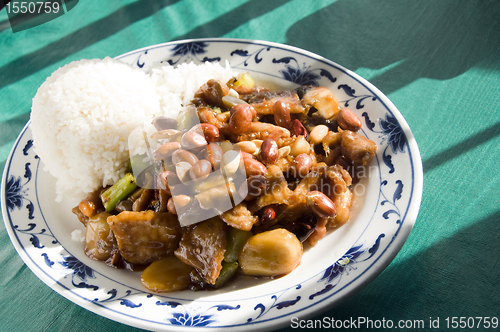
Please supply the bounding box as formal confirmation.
[248,92,305,115]
[220,203,259,231]
[107,211,181,265]
[330,189,353,229]
[237,122,291,144]
[195,79,229,107]
[301,87,341,120]
[325,165,353,228]
[197,106,231,136]
[174,218,227,285]
[340,129,377,166]
[250,165,294,210]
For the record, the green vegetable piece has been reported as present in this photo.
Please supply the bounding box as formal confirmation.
[129,154,150,175]
[101,173,138,212]
[224,228,253,263]
[233,72,255,88]
[176,106,199,131]
[214,260,239,288]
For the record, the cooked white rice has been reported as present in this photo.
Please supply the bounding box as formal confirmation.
[30,57,235,202]
[150,60,235,117]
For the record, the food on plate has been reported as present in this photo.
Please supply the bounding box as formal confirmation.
[238,228,303,277]
[30,58,234,202]
[31,59,377,293]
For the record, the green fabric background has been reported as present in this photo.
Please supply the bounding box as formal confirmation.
[1,0,499,331]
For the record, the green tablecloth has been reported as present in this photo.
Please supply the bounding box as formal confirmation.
[1,1,499,331]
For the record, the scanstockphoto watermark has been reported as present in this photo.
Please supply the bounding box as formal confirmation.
[291,316,426,329]
[290,316,499,329]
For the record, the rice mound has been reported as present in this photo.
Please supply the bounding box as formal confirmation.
[31,57,235,202]
[31,57,161,202]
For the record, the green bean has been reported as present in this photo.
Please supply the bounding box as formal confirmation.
[214,261,239,288]
[224,227,253,263]
[100,173,137,212]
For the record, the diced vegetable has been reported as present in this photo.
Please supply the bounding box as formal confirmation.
[84,212,113,261]
[176,106,199,131]
[141,256,192,293]
[232,72,255,88]
[78,188,104,218]
[238,228,303,277]
[224,227,253,263]
[100,173,138,212]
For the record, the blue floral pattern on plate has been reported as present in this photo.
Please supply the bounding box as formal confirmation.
[2,39,422,332]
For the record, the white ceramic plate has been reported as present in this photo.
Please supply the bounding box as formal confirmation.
[1,39,422,331]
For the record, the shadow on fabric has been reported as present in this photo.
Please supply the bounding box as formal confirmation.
[285,0,500,95]
[334,209,498,323]
[0,112,30,165]
[422,121,500,172]
[0,0,181,89]
[275,209,500,331]
[172,0,291,41]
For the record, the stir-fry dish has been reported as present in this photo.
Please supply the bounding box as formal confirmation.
[72,73,377,292]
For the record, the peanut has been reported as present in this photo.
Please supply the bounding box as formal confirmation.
[204,142,223,170]
[221,150,242,176]
[150,129,181,140]
[291,153,313,177]
[153,141,181,160]
[236,141,259,155]
[175,161,192,184]
[273,100,291,128]
[157,171,179,195]
[152,116,178,131]
[337,107,362,132]
[290,136,310,156]
[306,191,337,218]
[243,157,268,177]
[308,125,329,145]
[190,123,219,143]
[260,138,278,164]
[167,195,192,215]
[167,197,176,215]
[199,79,227,107]
[172,149,199,166]
[277,146,291,158]
[229,104,254,134]
[252,139,263,149]
[180,130,207,150]
[189,159,212,183]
